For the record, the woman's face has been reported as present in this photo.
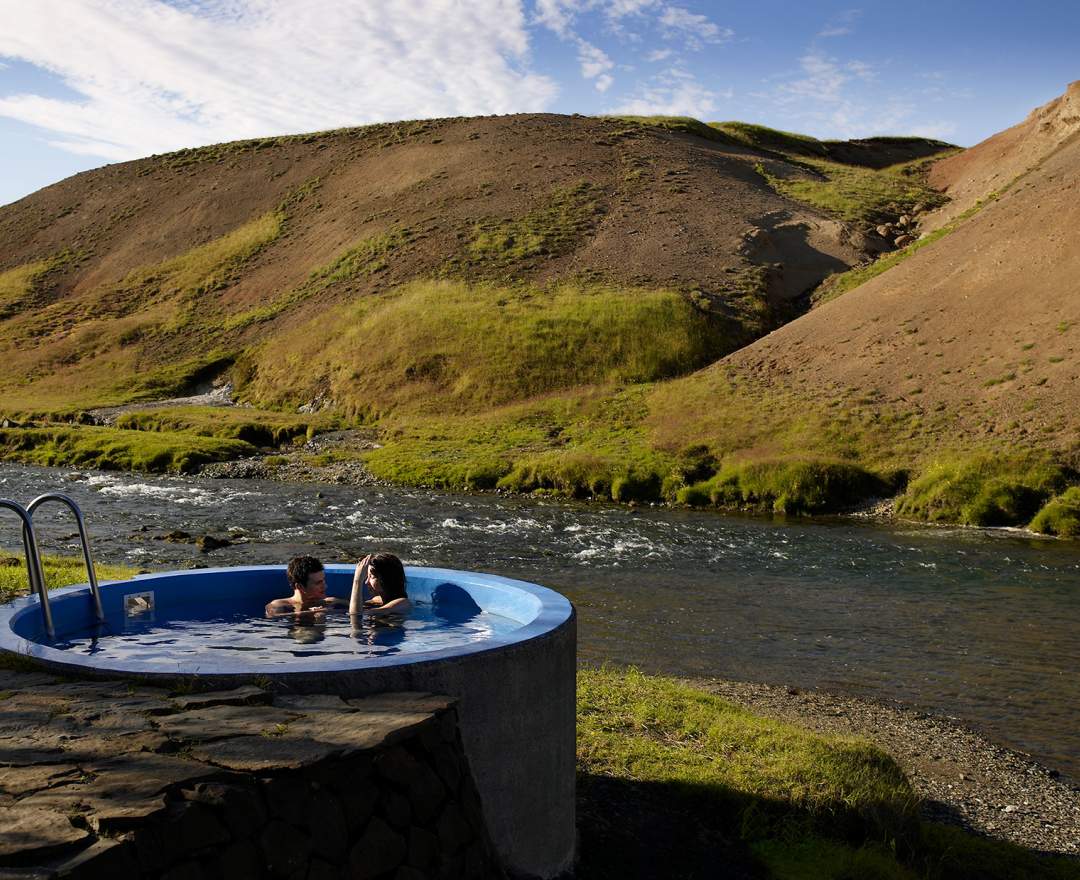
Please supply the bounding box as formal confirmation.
[366,565,381,594]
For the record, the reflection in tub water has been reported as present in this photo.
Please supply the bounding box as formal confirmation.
[54,598,516,662]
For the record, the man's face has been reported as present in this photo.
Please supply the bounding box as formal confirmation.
[299,570,326,604]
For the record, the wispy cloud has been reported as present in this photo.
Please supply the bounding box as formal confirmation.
[658,6,734,50]
[0,0,558,162]
[646,48,673,62]
[817,8,861,38]
[608,67,729,118]
[763,49,955,140]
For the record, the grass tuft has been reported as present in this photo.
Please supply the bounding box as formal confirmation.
[895,452,1070,527]
[0,426,256,473]
[1029,486,1080,537]
[678,458,891,515]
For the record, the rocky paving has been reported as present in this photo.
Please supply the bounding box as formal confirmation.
[0,669,501,878]
[697,677,1080,857]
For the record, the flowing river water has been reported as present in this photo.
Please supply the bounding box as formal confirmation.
[3,463,1078,780]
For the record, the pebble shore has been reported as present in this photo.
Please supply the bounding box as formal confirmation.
[696,678,1080,857]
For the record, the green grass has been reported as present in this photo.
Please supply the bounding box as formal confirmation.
[0,552,137,603]
[223,229,410,331]
[240,279,745,415]
[712,121,828,157]
[895,452,1071,527]
[113,406,338,447]
[364,387,676,497]
[607,115,740,146]
[758,156,945,227]
[677,458,892,515]
[576,667,1080,880]
[453,181,604,272]
[0,426,256,473]
[1029,487,1080,537]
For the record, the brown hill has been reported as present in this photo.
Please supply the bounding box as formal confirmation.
[924,80,1080,230]
[653,84,1080,473]
[0,113,916,414]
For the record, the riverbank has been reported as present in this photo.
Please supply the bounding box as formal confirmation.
[696,677,1080,857]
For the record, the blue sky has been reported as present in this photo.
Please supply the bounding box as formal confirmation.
[1,0,1077,206]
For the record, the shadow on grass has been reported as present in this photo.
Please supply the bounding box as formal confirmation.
[575,772,1080,880]
[576,772,764,880]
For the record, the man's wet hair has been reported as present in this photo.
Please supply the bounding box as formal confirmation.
[287,555,324,589]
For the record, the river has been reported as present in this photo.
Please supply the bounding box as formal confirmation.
[2,463,1078,779]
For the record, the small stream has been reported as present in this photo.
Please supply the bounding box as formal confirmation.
[3,463,1078,779]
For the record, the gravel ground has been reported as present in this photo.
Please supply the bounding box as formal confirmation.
[694,677,1080,857]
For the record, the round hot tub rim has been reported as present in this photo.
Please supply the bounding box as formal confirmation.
[0,563,575,678]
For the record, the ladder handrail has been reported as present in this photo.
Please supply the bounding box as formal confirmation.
[27,493,105,624]
[0,498,54,639]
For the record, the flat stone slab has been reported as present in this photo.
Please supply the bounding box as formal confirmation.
[0,670,457,870]
[0,806,90,863]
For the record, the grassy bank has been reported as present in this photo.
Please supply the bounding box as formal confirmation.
[0,552,136,603]
[577,667,1079,879]
[0,425,256,473]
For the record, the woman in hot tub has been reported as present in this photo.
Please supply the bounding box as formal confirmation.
[349,552,412,619]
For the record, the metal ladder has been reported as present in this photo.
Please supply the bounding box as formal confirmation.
[1,493,105,640]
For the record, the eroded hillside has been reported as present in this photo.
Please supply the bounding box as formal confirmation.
[0,113,928,416]
[8,102,1075,534]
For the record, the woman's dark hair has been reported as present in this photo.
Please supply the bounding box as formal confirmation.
[287,555,323,589]
[369,552,407,601]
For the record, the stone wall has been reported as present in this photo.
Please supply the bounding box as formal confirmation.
[0,671,503,879]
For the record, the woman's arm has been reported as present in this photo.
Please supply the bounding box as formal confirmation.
[349,555,371,616]
[365,597,411,617]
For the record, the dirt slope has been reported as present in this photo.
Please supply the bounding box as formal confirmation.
[666,87,1080,461]
[924,80,1080,230]
[0,113,908,412]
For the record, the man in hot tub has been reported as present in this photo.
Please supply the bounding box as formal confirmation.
[265,555,339,617]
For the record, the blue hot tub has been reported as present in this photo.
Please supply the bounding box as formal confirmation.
[0,564,576,879]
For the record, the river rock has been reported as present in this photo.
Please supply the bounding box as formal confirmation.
[196,534,231,552]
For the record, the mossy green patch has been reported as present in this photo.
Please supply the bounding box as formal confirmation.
[1029,486,1080,537]
[678,457,891,514]
[114,406,338,446]
[0,251,77,313]
[607,115,740,146]
[453,181,604,273]
[224,229,409,331]
[712,121,828,157]
[0,426,255,473]
[896,452,1070,527]
[242,279,744,415]
[758,156,945,227]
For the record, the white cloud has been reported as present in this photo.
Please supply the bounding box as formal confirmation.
[0,0,558,162]
[817,9,861,39]
[658,6,734,49]
[646,48,673,62]
[608,68,728,118]
[576,38,614,80]
[595,74,614,93]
